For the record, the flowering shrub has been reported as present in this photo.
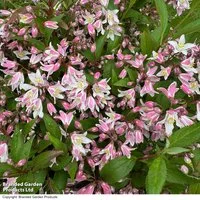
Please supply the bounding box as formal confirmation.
[1,0,200,194]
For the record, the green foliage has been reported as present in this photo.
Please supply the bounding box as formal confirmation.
[169,122,200,147]
[100,156,136,185]
[146,157,167,194]
[43,114,61,139]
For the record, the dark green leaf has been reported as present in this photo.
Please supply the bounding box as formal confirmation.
[67,161,78,180]
[146,157,167,194]
[174,19,200,38]
[16,170,47,194]
[30,151,63,171]
[189,183,200,194]
[47,133,68,152]
[53,170,68,192]
[169,122,200,147]
[140,31,157,55]
[166,163,200,185]
[43,114,61,139]
[100,156,136,185]
[95,34,107,59]
[154,0,168,44]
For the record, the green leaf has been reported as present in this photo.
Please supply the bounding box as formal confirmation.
[122,0,136,19]
[80,118,98,131]
[95,34,107,59]
[123,9,149,24]
[114,78,130,87]
[51,155,72,171]
[47,133,68,152]
[125,67,137,82]
[10,126,34,163]
[165,147,190,155]
[0,163,18,177]
[166,163,200,185]
[30,151,63,171]
[140,31,157,55]
[169,122,200,148]
[146,157,167,194]
[16,170,47,194]
[67,161,78,180]
[53,170,68,192]
[23,119,36,137]
[174,19,200,38]
[154,0,168,44]
[100,156,136,185]
[28,39,46,51]
[189,183,200,194]
[82,49,95,62]
[107,36,121,53]
[103,60,115,79]
[43,114,61,139]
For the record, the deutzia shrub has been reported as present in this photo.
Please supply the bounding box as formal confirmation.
[0,0,200,195]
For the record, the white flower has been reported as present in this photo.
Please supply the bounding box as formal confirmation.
[48,82,66,103]
[106,24,122,41]
[99,0,109,7]
[159,110,179,136]
[14,50,30,60]
[28,69,45,87]
[83,11,95,25]
[27,98,43,118]
[104,9,119,26]
[71,132,92,156]
[168,35,195,55]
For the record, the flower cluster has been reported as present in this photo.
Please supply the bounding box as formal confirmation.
[0,0,200,195]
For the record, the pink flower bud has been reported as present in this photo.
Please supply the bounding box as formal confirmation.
[90,43,96,53]
[18,28,26,36]
[44,21,59,29]
[87,158,95,168]
[6,124,13,135]
[17,159,27,167]
[87,24,95,36]
[62,101,71,110]
[119,69,127,79]
[75,120,82,130]
[94,72,101,79]
[47,103,57,116]
[114,0,121,5]
[31,27,38,38]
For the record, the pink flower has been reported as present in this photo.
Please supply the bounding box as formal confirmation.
[19,13,34,24]
[134,130,144,144]
[0,143,8,163]
[41,62,60,78]
[1,59,16,69]
[101,182,112,194]
[44,43,60,62]
[30,54,42,65]
[77,184,95,194]
[9,72,24,91]
[158,82,179,103]
[54,110,74,126]
[44,21,59,29]
[121,144,134,158]
[181,57,197,74]
[140,80,158,97]
[197,102,200,121]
